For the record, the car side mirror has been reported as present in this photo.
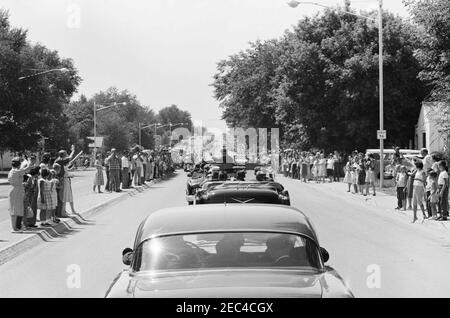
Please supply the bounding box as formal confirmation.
[320,247,329,263]
[187,172,192,177]
[122,248,133,266]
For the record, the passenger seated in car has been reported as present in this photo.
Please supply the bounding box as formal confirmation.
[264,235,295,266]
[207,234,244,267]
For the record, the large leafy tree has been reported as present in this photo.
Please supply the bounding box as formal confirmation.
[0,10,81,152]
[212,5,429,152]
[65,87,158,151]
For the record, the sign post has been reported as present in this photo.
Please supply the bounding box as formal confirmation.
[377,130,386,189]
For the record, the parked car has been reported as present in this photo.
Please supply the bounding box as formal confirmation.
[106,205,354,298]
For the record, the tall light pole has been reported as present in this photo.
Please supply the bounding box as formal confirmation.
[287,0,384,188]
[139,122,162,148]
[378,0,384,189]
[93,101,127,158]
[18,68,69,80]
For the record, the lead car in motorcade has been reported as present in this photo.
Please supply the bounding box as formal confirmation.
[193,180,291,205]
[105,205,354,298]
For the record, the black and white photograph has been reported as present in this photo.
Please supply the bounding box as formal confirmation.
[0,0,449,301]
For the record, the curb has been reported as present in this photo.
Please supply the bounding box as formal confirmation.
[0,180,156,266]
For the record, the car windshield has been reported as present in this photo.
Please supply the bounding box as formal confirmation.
[133,232,322,272]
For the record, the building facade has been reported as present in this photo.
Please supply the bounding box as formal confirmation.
[415,102,449,153]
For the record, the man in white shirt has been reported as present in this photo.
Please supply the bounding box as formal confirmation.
[121,151,130,189]
[326,155,335,183]
[421,148,433,174]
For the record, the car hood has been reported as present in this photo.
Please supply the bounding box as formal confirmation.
[129,269,325,298]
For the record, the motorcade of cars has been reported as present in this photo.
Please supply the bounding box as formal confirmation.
[186,163,247,204]
[106,205,354,298]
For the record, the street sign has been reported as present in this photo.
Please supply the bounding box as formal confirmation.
[87,136,104,148]
[377,130,387,140]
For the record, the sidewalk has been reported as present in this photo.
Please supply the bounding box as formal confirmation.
[0,169,161,265]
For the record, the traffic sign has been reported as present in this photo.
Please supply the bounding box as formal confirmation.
[377,130,387,140]
[87,136,104,148]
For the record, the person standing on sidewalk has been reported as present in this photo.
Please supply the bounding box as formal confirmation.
[121,151,130,190]
[437,160,449,221]
[93,155,104,193]
[37,168,52,227]
[421,148,433,173]
[428,171,439,220]
[412,161,428,223]
[344,156,352,192]
[395,166,407,210]
[49,169,60,224]
[24,167,40,228]
[107,149,122,192]
[62,149,83,216]
[8,157,36,232]
[326,154,335,183]
[104,151,111,191]
[365,153,376,196]
[55,146,75,217]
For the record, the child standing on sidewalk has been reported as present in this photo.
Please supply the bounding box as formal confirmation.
[395,166,407,211]
[406,168,415,210]
[49,169,60,224]
[37,169,52,227]
[428,171,439,219]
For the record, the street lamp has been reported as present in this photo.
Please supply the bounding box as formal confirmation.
[153,122,186,147]
[18,68,69,80]
[93,101,127,158]
[138,122,162,148]
[287,0,385,188]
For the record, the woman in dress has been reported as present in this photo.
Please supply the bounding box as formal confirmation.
[344,156,353,192]
[318,153,327,183]
[8,157,36,232]
[93,155,104,193]
[351,157,359,194]
[62,150,83,215]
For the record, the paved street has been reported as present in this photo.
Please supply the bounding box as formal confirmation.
[0,171,449,298]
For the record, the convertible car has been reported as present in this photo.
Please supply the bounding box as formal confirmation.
[195,184,290,205]
[105,205,353,298]
[190,180,290,205]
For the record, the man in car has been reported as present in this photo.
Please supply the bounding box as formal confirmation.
[208,234,245,267]
[264,235,295,266]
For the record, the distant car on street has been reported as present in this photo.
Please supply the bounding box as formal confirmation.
[105,205,354,298]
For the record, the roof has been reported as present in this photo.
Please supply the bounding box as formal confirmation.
[138,204,317,245]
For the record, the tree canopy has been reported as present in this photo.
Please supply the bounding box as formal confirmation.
[0,10,81,152]
[212,4,430,152]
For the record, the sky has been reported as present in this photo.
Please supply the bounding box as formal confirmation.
[1,0,410,131]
